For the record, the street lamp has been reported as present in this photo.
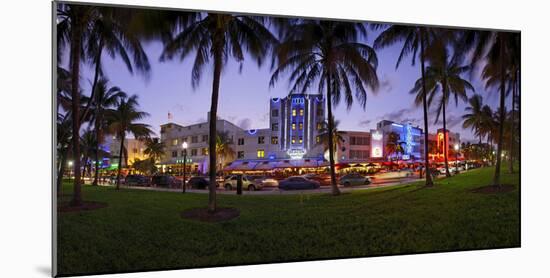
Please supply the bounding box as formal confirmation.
[454,144,459,174]
[67,160,73,179]
[182,141,188,193]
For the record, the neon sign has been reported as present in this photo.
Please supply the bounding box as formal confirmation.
[371,130,383,158]
[287,148,306,160]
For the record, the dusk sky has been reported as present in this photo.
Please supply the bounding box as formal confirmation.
[69,18,509,143]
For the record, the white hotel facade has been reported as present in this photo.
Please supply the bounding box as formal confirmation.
[159,93,424,173]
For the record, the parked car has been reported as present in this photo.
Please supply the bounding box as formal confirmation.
[152,175,182,188]
[279,176,320,190]
[437,167,456,175]
[374,170,412,179]
[301,173,331,185]
[338,173,371,186]
[108,175,125,185]
[249,175,279,187]
[188,176,210,189]
[125,174,150,186]
[223,175,262,191]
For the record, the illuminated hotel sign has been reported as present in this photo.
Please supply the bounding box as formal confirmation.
[371,131,383,158]
[287,148,306,160]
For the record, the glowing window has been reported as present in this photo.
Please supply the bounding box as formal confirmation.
[292,123,296,130]
[257,149,265,158]
[299,123,303,130]
[292,109,297,116]
[299,109,304,116]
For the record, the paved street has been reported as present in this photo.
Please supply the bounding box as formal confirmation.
[95,175,423,195]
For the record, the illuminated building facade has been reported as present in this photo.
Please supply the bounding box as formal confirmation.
[234,93,326,161]
[376,120,423,161]
[428,128,461,162]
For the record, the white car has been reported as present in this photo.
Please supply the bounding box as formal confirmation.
[438,167,456,175]
[249,176,279,187]
[223,175,263,191]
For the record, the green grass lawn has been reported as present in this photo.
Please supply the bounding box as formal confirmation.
[57,167,520,276]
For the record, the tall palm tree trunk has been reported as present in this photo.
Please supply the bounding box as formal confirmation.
[116,134,125,190]
[93,111,102,186]
[69,18,83,207]
[208,43,223,213]
[326,74,340,196]
[508,73,517,174]
[420,30,434,186]
[442,87,451,177]
[493,40,506,187]
[57,148,69,197]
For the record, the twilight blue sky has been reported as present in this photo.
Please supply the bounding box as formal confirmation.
[67,20,508,143]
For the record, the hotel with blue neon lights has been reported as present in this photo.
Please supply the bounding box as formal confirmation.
[158,93,460,173]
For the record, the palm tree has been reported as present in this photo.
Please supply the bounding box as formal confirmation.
[80,129,97,179]
[144,137,165,164]
[106,95,153,189]
[384,132,400,163]
[318,117,346,162]
[56,113,72,196]
[410,44,474,177]
[215,131,236,174]
[462,94,487,144]
[271,20,379,195]
[57,3,97,206]
[454,30,519,186]
[161,12,276,212]
[374,25,440,186]
[81,6,150,123]
[87,79,126,185]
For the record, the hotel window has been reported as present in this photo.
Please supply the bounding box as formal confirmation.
[180,150,185,156]
[272,123,279,131]
[292,109,297,116]
[292,123,296,130]
[292,136,296,144]
[191,149,198,156]
[317,122,323,130]
[258,136,265,144]
[133,148,138,154]
[299,109,304,116]
[238,138,244,145]
[202,135,208,142]
[171,139,178,146]
[271,136,279,144]
[257,149,265,158]
[299,136,303,144]
[237,151,245,158]
[299,122,303,130]
[271,109,279,117]
[201,148,208,155]
[316,136,320,143]
[171,151,177,157]
[191,136,198,143]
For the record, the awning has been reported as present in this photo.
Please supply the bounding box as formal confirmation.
[223,161,258,171]
[254,161,277,170]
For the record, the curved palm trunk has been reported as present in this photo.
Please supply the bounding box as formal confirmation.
[69,18,83,207]
[420,30,434,186]
[326,74,341,196]
[207,43,223,213]
[116,134,125,190]
[442,86,451,177]
[493,38,506,187]
[81,39,104,125]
